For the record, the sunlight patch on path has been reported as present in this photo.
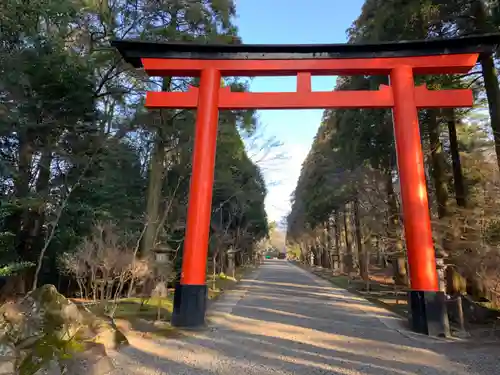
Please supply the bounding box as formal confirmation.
[108,261,494,375]
[210,304,469,374]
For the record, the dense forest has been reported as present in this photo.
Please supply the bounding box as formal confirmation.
[0,0,269,299]
[3,0,500,310]
[287,0,500,307]
[7,0,500,372]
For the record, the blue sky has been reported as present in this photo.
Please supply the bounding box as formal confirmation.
[236,0,365,224]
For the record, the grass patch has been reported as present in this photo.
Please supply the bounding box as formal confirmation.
[207,266,252,301]
[76,265,256,338]
[78,296,178,337]
[113,297,174,321]
[478,301,500,312]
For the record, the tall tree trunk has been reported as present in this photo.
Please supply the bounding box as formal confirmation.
[9,130,37,292]
[479,53,500,170]
[333,210,343,273]
[472,0,500,170]
[300,242,307,263]
[444,109,470,295]
[327,218,336,271]
[375,235,386,267]
[386,171,407,286]
[143,130,166,254]
[308,241,314,266]
[343,202,354,273]
[322,224,330,268]
[427,110,449,292]
[143,78,172,255]
[444,109,467,208]
[426,111,453,334]
[15,132,35,262]
[353,196,368,281]
[428,110,449,218]
[314,242,321,266]
[29,146,54,288]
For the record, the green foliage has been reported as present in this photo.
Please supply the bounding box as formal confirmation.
[18,334,84,375]
[211,116,269,247]
[0,0,268,292]
[0,262,35,277]
[288,0,472,238]
[287,244,301,259]
[288,0,500,307]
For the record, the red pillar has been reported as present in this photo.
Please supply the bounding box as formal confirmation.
[172,68,221,327]
[390,65,438,292]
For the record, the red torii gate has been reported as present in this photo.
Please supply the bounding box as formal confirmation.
[113,34,500,336]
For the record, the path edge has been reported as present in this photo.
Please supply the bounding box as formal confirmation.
[205,265,262,324]
[289,261,465,345]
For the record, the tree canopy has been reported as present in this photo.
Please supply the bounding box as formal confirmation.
[288,0,500,304]
[0,0,269,294]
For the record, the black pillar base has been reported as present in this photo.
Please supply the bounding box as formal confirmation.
[171,284,208,328]
[408,290,450,337]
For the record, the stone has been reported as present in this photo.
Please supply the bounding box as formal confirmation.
[0,342,16,375]
[63,342,115,375]
[77,312,128,352]
[0,360,15,375]
[151,282,167,298]
[0,284,128,374]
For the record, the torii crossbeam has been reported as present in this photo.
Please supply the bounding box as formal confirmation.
[112,33,500,337]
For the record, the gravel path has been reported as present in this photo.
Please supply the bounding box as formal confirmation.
[109,260,500,375]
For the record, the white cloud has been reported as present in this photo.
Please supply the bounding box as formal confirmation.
[240,78,326,225]
[251,141,310,223]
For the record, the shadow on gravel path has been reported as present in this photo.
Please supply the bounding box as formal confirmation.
[109,260,499,375]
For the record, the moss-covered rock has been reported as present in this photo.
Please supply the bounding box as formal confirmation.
[0,285,127,375]
[77,311,129,351]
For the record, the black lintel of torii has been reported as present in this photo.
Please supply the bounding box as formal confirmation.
[111,33,500,67]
